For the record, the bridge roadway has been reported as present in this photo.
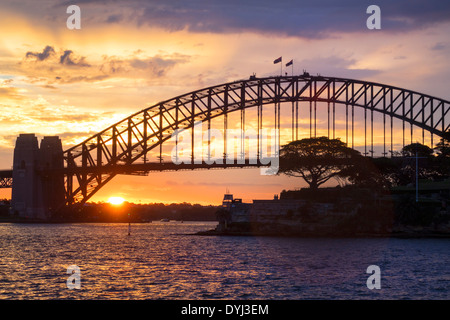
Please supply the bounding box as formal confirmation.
[0,158,275,188]
[65,158,273,174]
[0,155,384,188]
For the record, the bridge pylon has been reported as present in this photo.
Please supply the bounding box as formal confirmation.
[11,134,64,220]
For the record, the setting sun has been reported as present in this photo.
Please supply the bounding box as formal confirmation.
[107,197,125,205]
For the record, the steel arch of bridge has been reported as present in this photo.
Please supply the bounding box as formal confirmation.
[63,74,450,205]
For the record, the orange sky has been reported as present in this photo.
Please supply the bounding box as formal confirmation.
[0,1,449,205]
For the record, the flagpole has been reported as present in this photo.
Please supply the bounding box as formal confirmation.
[285,59,293,76]
[280,57,282,76]
[273,57,283,76]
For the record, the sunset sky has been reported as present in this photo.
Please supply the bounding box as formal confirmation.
[0,0,449,205]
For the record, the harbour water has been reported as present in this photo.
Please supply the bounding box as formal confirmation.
[0,222,449,300]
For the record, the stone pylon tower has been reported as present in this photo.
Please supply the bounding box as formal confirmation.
[11,134,64,220]
[11,134,40,218]
[39,136,65,217]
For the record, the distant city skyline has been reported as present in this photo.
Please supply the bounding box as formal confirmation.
[0,0,449,204]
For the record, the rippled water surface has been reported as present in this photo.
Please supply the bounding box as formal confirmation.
[0,222,449,299]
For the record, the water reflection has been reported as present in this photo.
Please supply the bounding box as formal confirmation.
[0,222,448,299]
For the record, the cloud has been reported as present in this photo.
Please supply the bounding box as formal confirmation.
[98,53,190,79]
[105,14,123,23]
[19,45,189,85]
[0,87,23,100]
[0,95,127,149]
[431,42,448,51]
[59,50,91,67]
[25,45,55,61]
[35,113,103,123]
[0,79,25,101]
[54,74,109,84]
[4,0,450,39]
[162,1,450,35]
[24,46,91,69]
[299,55,380,79]
[77,0,450,38]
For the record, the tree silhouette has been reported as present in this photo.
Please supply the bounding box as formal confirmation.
[343,156,395,189]
[399,142,440,182]
[401,143,433,158]
[435,131,450,158]
[434,131,450,178]
[278,137,362,189]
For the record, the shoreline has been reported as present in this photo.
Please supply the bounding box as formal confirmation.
[195,229,450,239]
[0,218,213,224]
[2,217,449,239]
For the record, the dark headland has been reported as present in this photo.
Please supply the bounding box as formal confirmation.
[196,184,450,238]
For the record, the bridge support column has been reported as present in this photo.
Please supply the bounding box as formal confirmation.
[11,134,64,220]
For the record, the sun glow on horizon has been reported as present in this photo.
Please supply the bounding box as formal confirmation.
[107,196,125,205]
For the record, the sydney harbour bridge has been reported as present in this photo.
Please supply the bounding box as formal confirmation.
[0,73,449,219]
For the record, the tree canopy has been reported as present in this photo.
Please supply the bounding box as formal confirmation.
[435,131,450,158]
[401,143,434,158]
[278,134,450,191]
[278,136,362,189]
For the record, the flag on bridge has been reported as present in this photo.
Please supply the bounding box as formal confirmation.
[273,57,282,64]
[286,59,293,67]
